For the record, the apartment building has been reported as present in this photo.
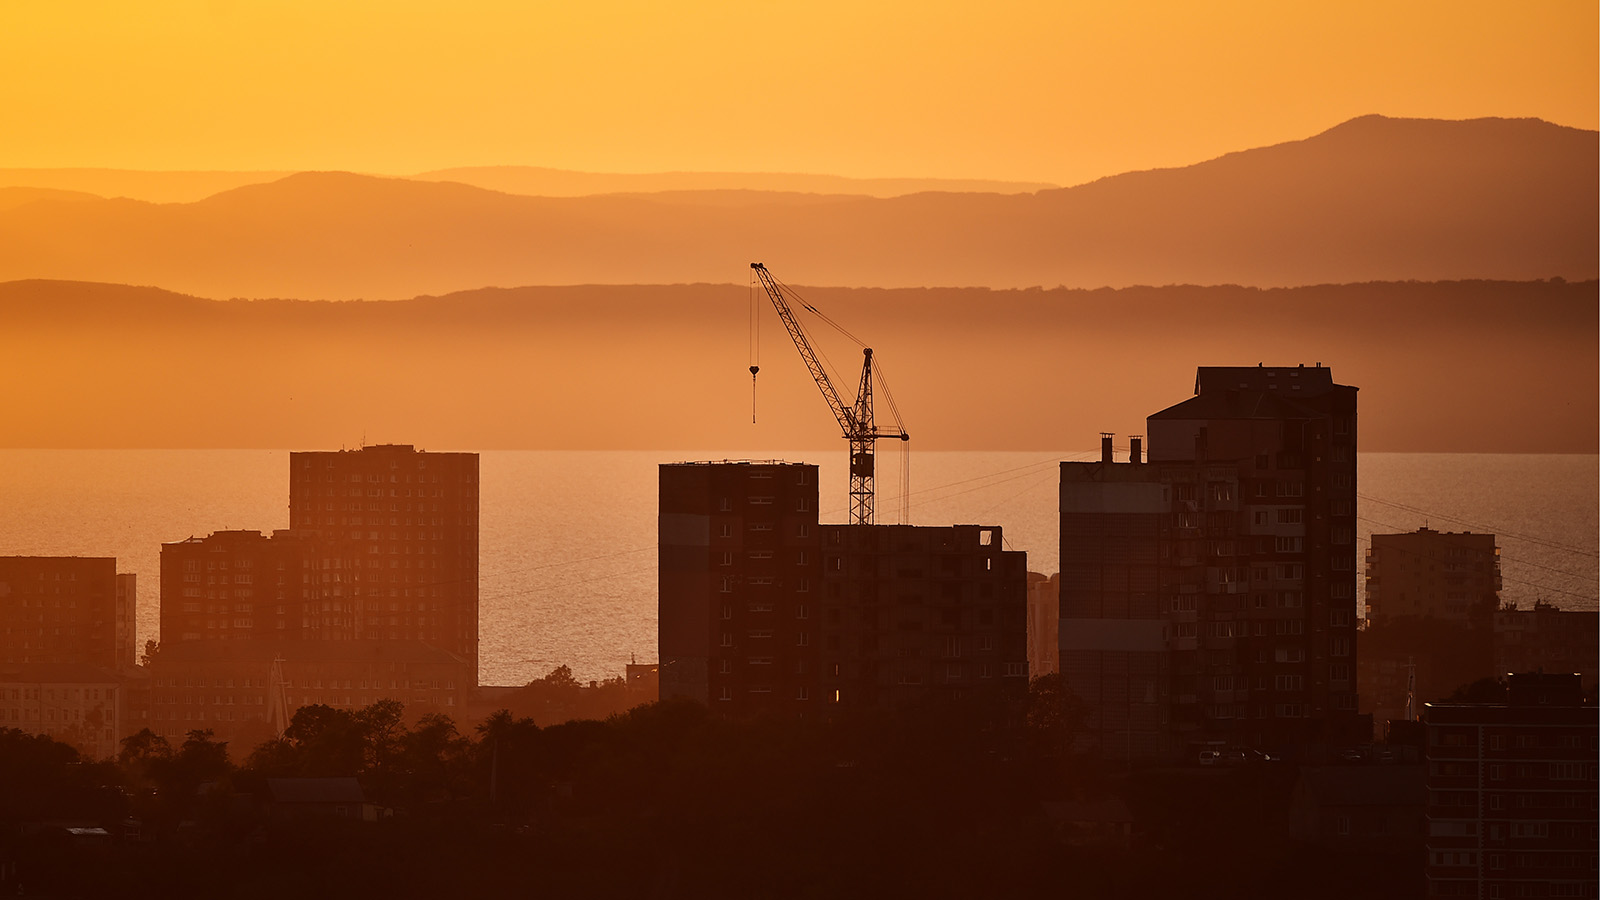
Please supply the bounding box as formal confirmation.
[1367,528,1501,624]
[0,556,133,670]
[287,445,480,682]
[1060,365,1362,761]
[1423,673,1597,899]
[659,460,821,712]
[818,523,1028,709]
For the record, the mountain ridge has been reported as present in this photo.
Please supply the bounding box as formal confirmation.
[0,115,1591,298]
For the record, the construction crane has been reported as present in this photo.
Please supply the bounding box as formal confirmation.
[749,262,909,525]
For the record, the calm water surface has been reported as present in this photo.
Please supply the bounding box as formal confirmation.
[0,450,1593,684]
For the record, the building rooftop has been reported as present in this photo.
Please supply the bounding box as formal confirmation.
[662,459,811,467]
[1194,365,1343,397]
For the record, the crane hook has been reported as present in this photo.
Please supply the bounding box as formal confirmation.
[749,365,760,423]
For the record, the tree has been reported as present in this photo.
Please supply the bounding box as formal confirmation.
[117,728,172,767]
[1025,673,1088,759]
[139,639,160,667]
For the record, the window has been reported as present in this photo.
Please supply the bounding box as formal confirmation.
[1276,509,1303,524]
[1003,662,1026,678]
[1331,637,1350,657]
[1275,537,1303,553]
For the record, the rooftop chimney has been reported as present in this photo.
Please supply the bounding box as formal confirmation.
[1100,433,1114,464]
[1129,435,1142,464]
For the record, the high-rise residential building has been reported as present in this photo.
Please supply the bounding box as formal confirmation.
[1060,365,1362,761]
[659,460,821,711]
[1026,572,1060,678]
[287,445,480,683]
[115,573,138,669]
[659,460,1028,716]
[1423,673,1597,899]
[160,530,320,644]
[819,524,1028,709]
[1366,528,1501,624]
[0,557,134,670]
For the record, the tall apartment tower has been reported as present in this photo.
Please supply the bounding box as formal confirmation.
[288,445,480,683]
[659,460,821,712]
[1061,365,1361,760]
[0,557,132,670]
[1366,528,1501,624]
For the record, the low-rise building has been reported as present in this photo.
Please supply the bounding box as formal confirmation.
[1493,601,1597,689]
[147,640,472,747]
[0,663,125,760]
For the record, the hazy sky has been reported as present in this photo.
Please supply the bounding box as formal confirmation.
[3,1,1593,183]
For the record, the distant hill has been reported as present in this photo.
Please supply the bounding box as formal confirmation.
[0,186,101,212]
[0,169,295,204]
[1,277,1592,453]
[0,116,1591,297]
[0,166,1055,205]
[413,167,1059,198]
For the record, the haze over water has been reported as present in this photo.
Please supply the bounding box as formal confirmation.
[0,449,1592,685]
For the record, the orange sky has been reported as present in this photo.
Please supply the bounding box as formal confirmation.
[1,1,1593,184]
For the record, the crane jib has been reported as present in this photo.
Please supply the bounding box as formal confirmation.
[749,262,909,525]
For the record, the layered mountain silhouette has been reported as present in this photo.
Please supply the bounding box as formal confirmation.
[1,277,1592,453]
[0,115,1592,298]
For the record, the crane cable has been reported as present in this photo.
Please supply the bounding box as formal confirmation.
[748,271,760,423]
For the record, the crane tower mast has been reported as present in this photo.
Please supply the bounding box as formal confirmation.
[750,262,908,525]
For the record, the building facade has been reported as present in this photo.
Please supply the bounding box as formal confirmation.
[147,640,471,746]
[818,524,1028,709]
[1493,602,1598,689]
[0,662,124,760]
[160,530,321,644]
[287,445,480,682]
[1366,528,1501,624]
[659,460,821,712]
[1423,673,1597,899]
[659,461,1028,716]
[1060,365,1362,760]
[0,557,133,671]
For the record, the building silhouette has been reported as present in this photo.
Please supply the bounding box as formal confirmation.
[287,445,480,682]
[1366,527,1501,624]
[1493,601,1598,691]
[159,530,320,644]
[1060,365,1362,761]
[1423,673,1597,898]
[0,662,124,760]
[659,461,820,710]
[145,444,481,746]
[659,460,1028,714]
[1360,528,1502,731]
[819,523,1028,708]
[146,640,469,745]
[0,556,134,671]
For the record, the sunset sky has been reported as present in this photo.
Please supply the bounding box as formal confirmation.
[2,1,1593,184]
